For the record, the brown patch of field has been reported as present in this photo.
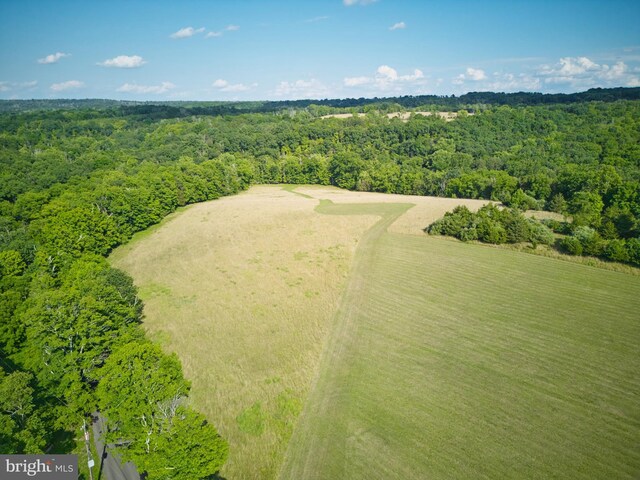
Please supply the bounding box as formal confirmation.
[319,113,358,119]
[525,210,567,221]
[320,111,470,122]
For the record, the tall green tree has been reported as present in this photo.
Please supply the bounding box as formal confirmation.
[18,256,142,415]
[96,341,228,479]
[0,368,48,453]
[569,191,604,227]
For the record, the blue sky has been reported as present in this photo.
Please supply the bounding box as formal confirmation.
[1,0,639,100]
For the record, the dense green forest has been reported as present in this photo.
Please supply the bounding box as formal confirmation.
[1,88,640,477]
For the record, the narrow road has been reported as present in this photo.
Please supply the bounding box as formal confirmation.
[92,414,141,480]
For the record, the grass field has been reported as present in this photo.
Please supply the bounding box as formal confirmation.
[280,208,640,479]
[111,185,640,479]
[109,185,384,479]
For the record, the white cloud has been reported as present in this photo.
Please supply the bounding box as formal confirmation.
[343,65,424,91]
[557,56,598,76]
[38,52,70,64]
[344,76,371,87]
[274,79,329,99]
[50,80,84,92]
[170,27,205,39]
[378,65,424,84]
[99,55,146,68]
[0,80,38,92]
[466,67,487,81]
[116,82,176,94]
[389,22,406,31]
[600,61,627,80]
[400,69,424,82]
[204,25,238,38]
[224,84,253,92]
[344,65,425,92]
[485,72,541,92]
[344,0,378,5]
[212,79,255,92]
[452,75,465,86]
[377,65,398,81]
[453,68,539,92]
[539,56,638,89]
[452,67,487,85]
[448,55,640,93]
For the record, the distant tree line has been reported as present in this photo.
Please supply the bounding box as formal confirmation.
[2,86,639,114]
[1,91,640,477]
[260,87,640,111]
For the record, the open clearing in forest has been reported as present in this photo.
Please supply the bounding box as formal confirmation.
[111,185,640,480]
[319,111,467,121]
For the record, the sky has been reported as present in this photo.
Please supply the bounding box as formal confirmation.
[1,0,639,101]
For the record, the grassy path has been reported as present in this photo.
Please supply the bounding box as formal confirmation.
[278,201,414,479]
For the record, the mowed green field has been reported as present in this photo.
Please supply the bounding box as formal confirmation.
[280,200,640,479]
[112,186,640,479]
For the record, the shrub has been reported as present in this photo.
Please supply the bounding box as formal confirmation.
[501,209,531,243]
[625,238,640,265]
[477,218,507,244]
[476,203,502,220]
[458,226,479,242]
[508,188,539,211]
[426,219,444,235]
[449,205,473,221]
[542,219,572,234]
[439,215,467,237]
[527,220,554,247]
[573,226,604,256]
[603,239,630,262]
[427,206,474,238]
[547,193,567,214]
[568,191,604,227]
[598,220,619,240]
[561,236,583,255]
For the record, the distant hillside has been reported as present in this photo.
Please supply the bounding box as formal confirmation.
[260,87,640,110]
[1,87,639,116]
[0,98,126,112]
